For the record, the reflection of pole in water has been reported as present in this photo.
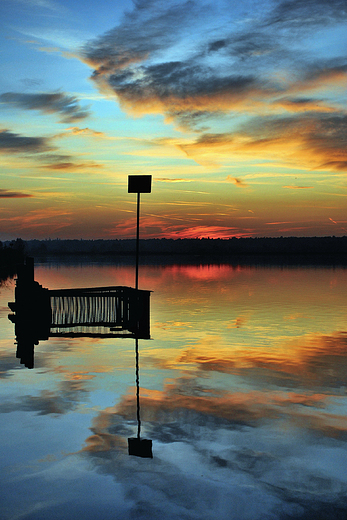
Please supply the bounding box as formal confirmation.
[128,338,153,458]
[135,337,141,439]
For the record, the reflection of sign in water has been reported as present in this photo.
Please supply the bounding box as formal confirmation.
[128,337,153,458]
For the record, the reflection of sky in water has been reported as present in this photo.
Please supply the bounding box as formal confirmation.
[1,263,347,519]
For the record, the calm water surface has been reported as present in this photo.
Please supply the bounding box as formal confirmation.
[1,262,347,519]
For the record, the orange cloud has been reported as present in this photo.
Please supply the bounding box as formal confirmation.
[290,65,347,94]
[273,97,337,113]
[164,226,246,239]
[43,161,103,171]
[0,208,73,235]
[106,211,250,240]
[178,113,347,172]
[81,379,346,450]
[283,185,314,189]
[172,332,347,392]
[66,127,106,137]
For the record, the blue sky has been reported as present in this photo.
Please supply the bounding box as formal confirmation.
[0,0,346,239]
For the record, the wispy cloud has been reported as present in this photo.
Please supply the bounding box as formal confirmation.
[156,178,193,183]
[0,128,103,174]
[0,189,33,198]
[0,128,51,154]
[41,160,103,172]
[0,379,88,415]
[66,126,105,137]
[0,92,90,123]
[0,208,73,234]
[15,0,65,12]
[226,176,248,188]
[284,185,314,189]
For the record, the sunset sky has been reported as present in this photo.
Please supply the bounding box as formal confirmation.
[0,0,346,240]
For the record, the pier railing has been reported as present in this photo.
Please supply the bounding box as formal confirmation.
[49,286,150,337]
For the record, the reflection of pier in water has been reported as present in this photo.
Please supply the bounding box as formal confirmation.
[8,258,150,368]
[8,257,153,458]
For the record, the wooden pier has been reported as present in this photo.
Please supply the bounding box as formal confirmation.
[8,258,151,367]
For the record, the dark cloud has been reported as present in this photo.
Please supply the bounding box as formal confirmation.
[217,32,281,62]
[83,0,202,75]
[108,58,259,107]
[268,0,347,27]
[81,0,272,128]
[244,112,347,141]
[0,129,50,154]
[208,39,227,52]
[0,130,101,173]
[80,0,347,157]
[0,92,90,123]
[0,189,33,198]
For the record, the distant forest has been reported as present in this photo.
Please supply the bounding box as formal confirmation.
[1,236,347,264]
[0,238,26,279]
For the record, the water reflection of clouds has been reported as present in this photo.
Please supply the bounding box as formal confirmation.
[80,379,347,520]
[0,379,90,415]
[114,381,346,439]
[2,264,347,519]
[162,332,347,393]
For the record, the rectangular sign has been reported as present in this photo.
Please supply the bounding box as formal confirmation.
[128,175,152,193]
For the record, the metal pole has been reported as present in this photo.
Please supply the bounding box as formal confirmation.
[135,192,140,291]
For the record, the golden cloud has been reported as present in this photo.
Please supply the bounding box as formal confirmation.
[177,114,347,172]
[172,332,347,392]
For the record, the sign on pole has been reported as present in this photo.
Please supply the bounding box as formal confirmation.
[128,175,152,290]
[128,175,152,194]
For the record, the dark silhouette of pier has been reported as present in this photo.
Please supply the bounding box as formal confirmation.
[8,258,151,368]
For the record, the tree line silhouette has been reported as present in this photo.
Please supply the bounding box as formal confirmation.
[0,239,25,280]
[1,236,346,264]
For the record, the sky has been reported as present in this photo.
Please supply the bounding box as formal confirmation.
[0,0,346,240]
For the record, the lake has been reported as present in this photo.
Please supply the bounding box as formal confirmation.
[1,261,347,519]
